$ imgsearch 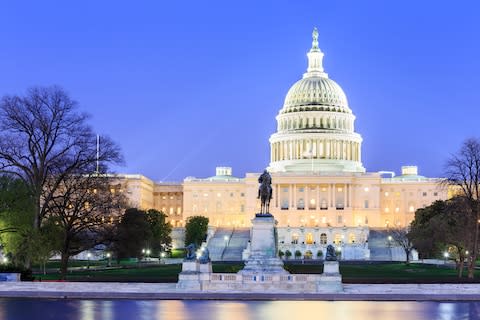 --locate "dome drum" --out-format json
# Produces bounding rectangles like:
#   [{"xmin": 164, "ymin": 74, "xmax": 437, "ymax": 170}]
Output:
[{"xmin": 276, "ymin": 111, "xmax": 355, "ymax": 133}]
